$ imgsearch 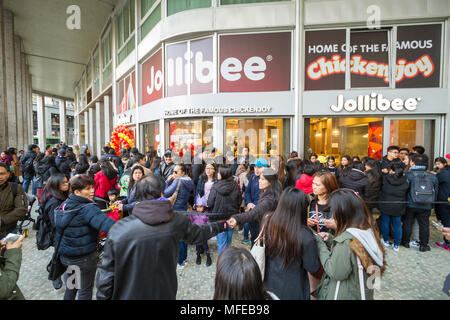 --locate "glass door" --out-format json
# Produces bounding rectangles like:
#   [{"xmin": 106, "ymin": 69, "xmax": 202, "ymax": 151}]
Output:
[{"xmin": 383, "ymin": 116, "xmax": 442, "ymax": 167}]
